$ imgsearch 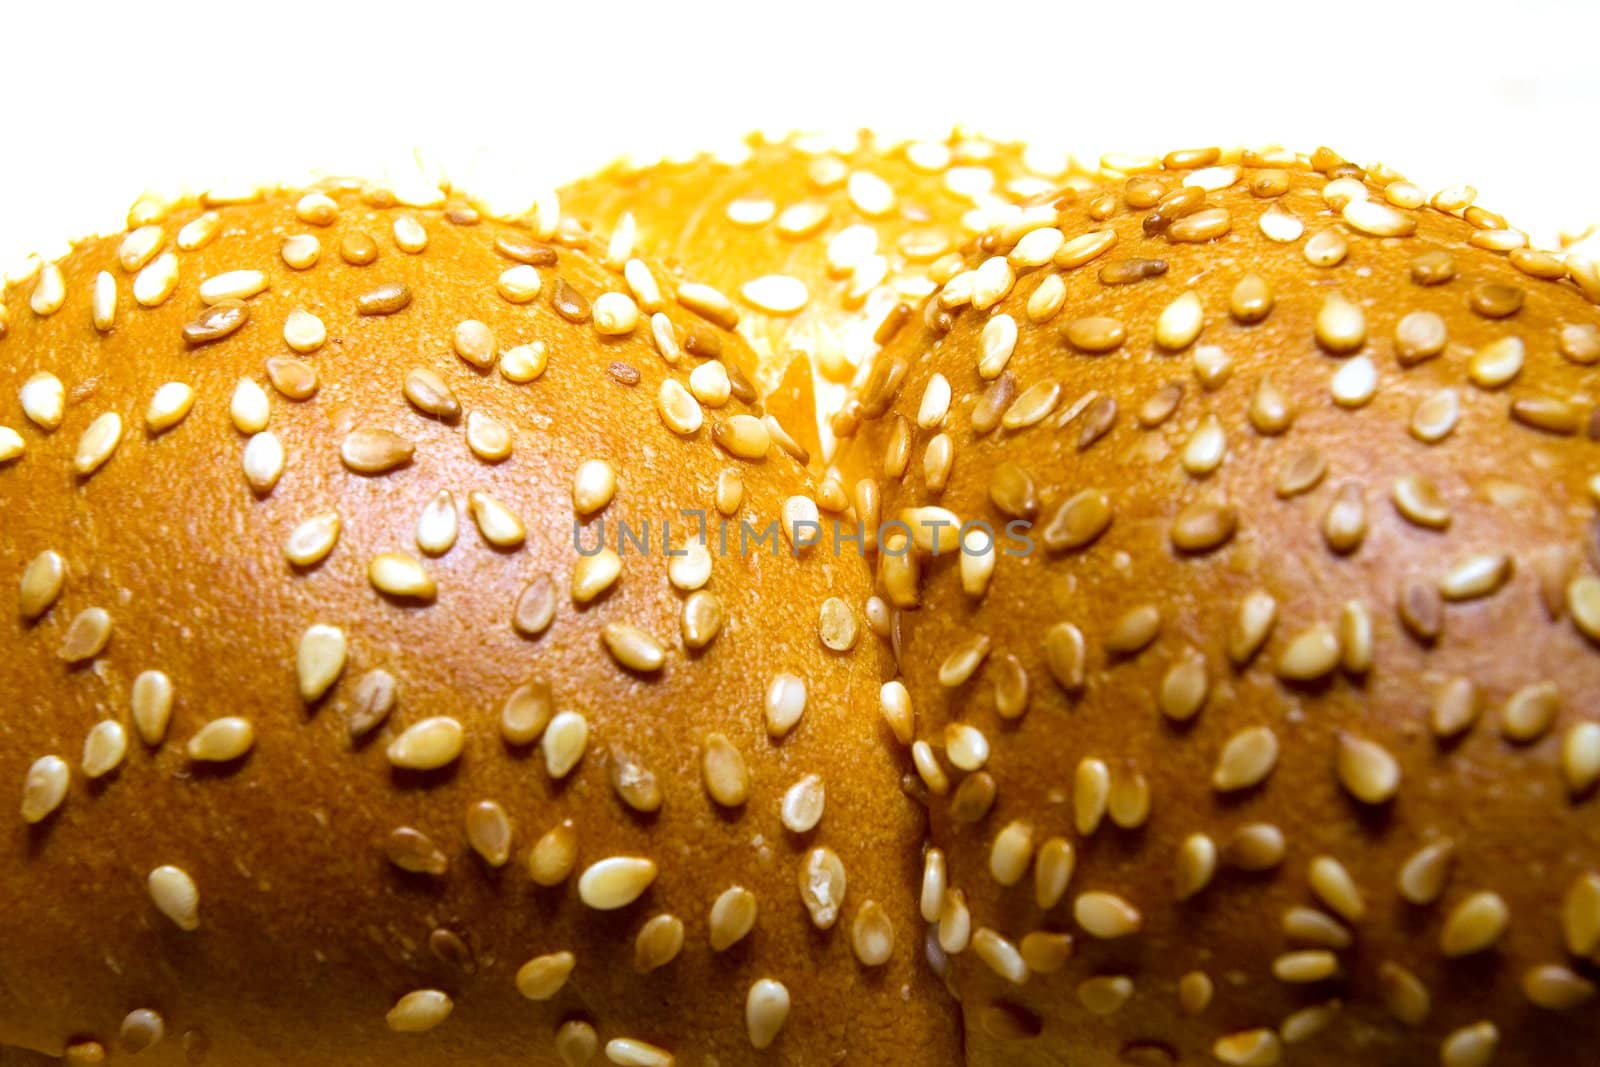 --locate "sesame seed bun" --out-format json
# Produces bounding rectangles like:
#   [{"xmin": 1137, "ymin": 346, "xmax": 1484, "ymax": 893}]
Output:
[
  {"xmin": 0, "ymin": 183, "xmax": 956, "ymax": 1064},
  {"xmin": 560, "ymin": 131, "xmax": 1095, "ymax": 461},
  {"xmin": 837, "ymin": 147, "xmax": 1600, "ymax": 1066}
]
